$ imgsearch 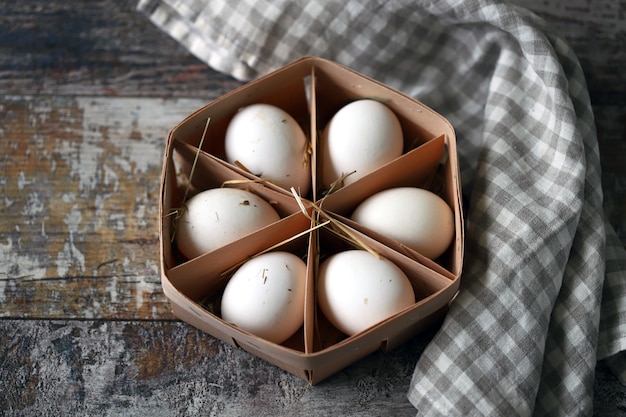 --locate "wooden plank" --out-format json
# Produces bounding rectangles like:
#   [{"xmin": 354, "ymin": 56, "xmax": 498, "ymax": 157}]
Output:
[
  {"xmin": 0, "ymin": 319, "xmax": 432, "ymax": 416},
  {"xmin": 1, "ymin": 319, "xmax": 624, "ymax": 416},
  {"xmin": 0, "ymin": 0, "xmax": 242, "ymax": 98},
  {"xmin": 0, "ymin": 95, "xmax": 207, "ymax": 319}
]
